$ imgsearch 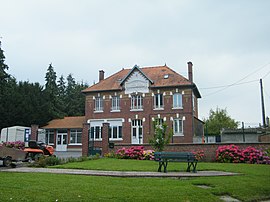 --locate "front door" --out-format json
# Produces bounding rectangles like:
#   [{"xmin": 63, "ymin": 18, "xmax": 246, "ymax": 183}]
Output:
[
  {"xmin": 56, "ymin": 133, "xmax": 67, "ymax": 151},
  {"xmin": 131, "ymin": 119, "xmax": 143, "ymax": 144}
]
